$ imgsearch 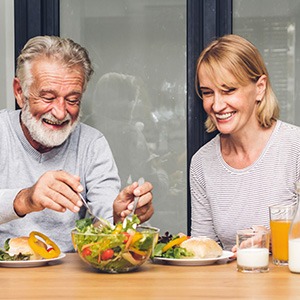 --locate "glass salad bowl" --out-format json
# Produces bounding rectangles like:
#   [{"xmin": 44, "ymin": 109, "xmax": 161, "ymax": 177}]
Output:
[{"xmin": 71, "ymin": 217, "xmax": 159, "ymax": 273}]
